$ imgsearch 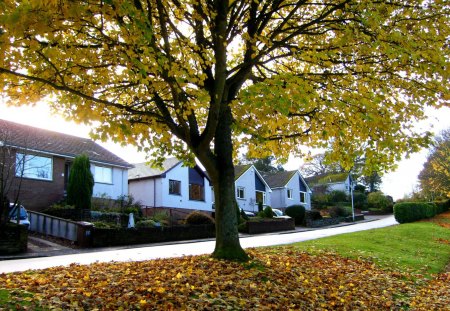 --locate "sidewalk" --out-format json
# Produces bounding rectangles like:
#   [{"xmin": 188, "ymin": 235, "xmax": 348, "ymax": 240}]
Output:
[{"xmin": 0, "ymin": 215, "xmax": 397, "ymax": 273}]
